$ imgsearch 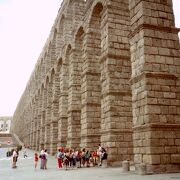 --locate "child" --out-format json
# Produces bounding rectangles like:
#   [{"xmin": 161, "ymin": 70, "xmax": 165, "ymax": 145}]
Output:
[
  {"xmin": 34, "ymin": 153, "xmax": 39, "ymax": 169},
  {"xmin": 92, "ymin": 150, "xmax": 98, "ymax": 166}
]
